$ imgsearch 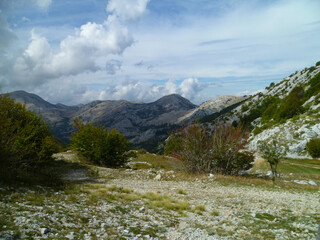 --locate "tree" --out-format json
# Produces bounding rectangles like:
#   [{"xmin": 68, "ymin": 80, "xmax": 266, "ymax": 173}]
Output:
[
  {"xmin": 164, "ymin": 134, "xmax": 183, "ymax": 156},
  {"xmin": 70, "ymin": 118, "xmax": 130, "ymax": 167},
  {"xmin": 166, "ymin": 123, "xmax": 253, "ymax": 174},
  {"xmin": 0, "ymin": 95, "xmax": 59, "ymax": 167},
  {"xmin": 211, "ymin": 124, "xmax": 253, "ymax": 174},
  {"xmin": 177, "ymin": 123, "xmax": 213, "ymax": 173},
  {"xmin": 258, "ymin": 140, "xmax": 285, "ymax": 182}
]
